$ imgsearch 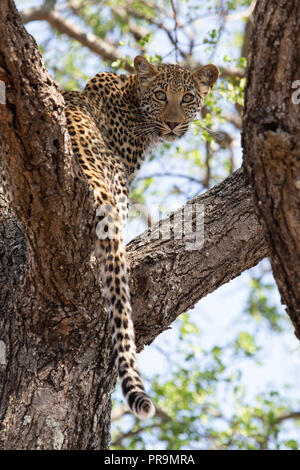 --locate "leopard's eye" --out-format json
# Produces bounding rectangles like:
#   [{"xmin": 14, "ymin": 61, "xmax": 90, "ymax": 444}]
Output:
[
  {"xmin": 154, "ymin": 90, "xmax": 166, "ymax": 101},
  {"xmin": 182, "ymin": 93, "xmax": 195, "ymax": 103}
]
